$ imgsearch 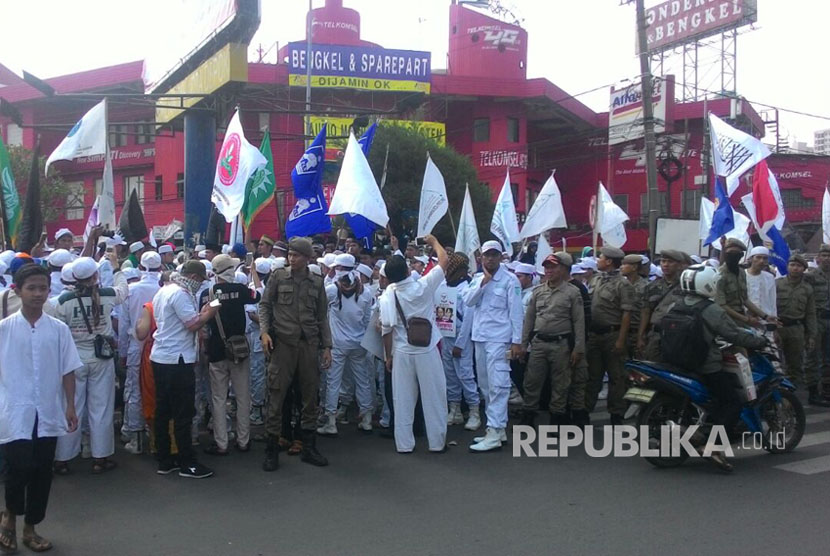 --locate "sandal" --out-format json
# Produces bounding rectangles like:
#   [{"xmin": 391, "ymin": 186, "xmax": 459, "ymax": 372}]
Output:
[
  {"xmin": 22, "ymin": 532, "xmax": 51, "ymax": 553},
  {"xmin": 236, "ymin": 442, "xmax": 250, "ymax": 453},
  {"xmin": 91, "ymin": 459, "xmax": 117, "ymax": 474},
  {"xmin": 278, "ymin": 437, "xmax": 291, "ymax": 450},
  {"xmin": 287, "ymin": 440, "xmax": 303, "ymax": 456},
  {"xmin": 52, "ymin": 462, "xmax": 70, "ymax": 476},
  {"xmin": 0, "ymin": 511, "xmax": 16, "ymax": 554},
  {"xmin": 203, "ymin": 444, "xmax": 229, "ymax": 456}
]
